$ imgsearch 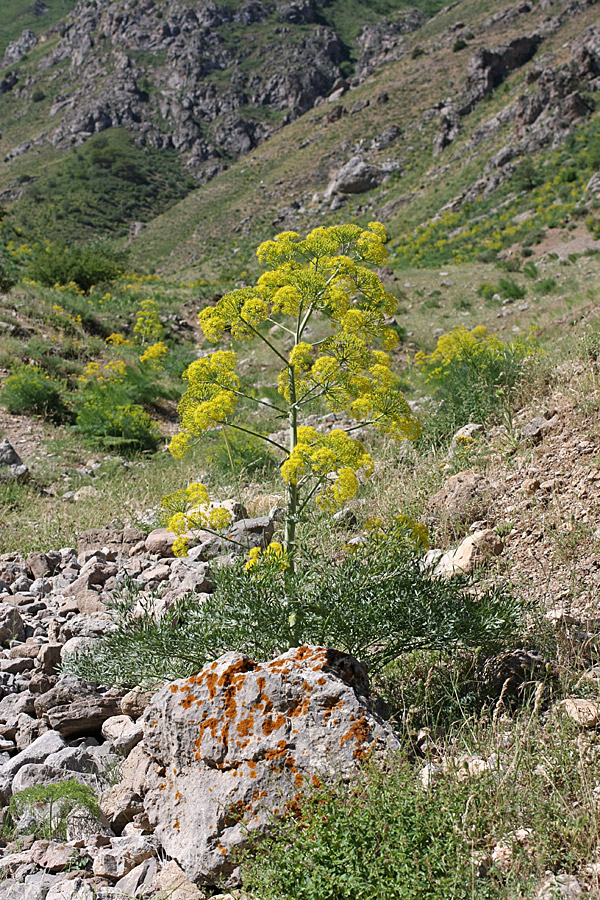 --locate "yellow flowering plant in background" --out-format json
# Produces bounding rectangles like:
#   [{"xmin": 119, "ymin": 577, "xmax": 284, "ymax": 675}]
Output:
[{"xmin": 164, "ymin": 222, "xmax": 420, "ymax": 574}]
